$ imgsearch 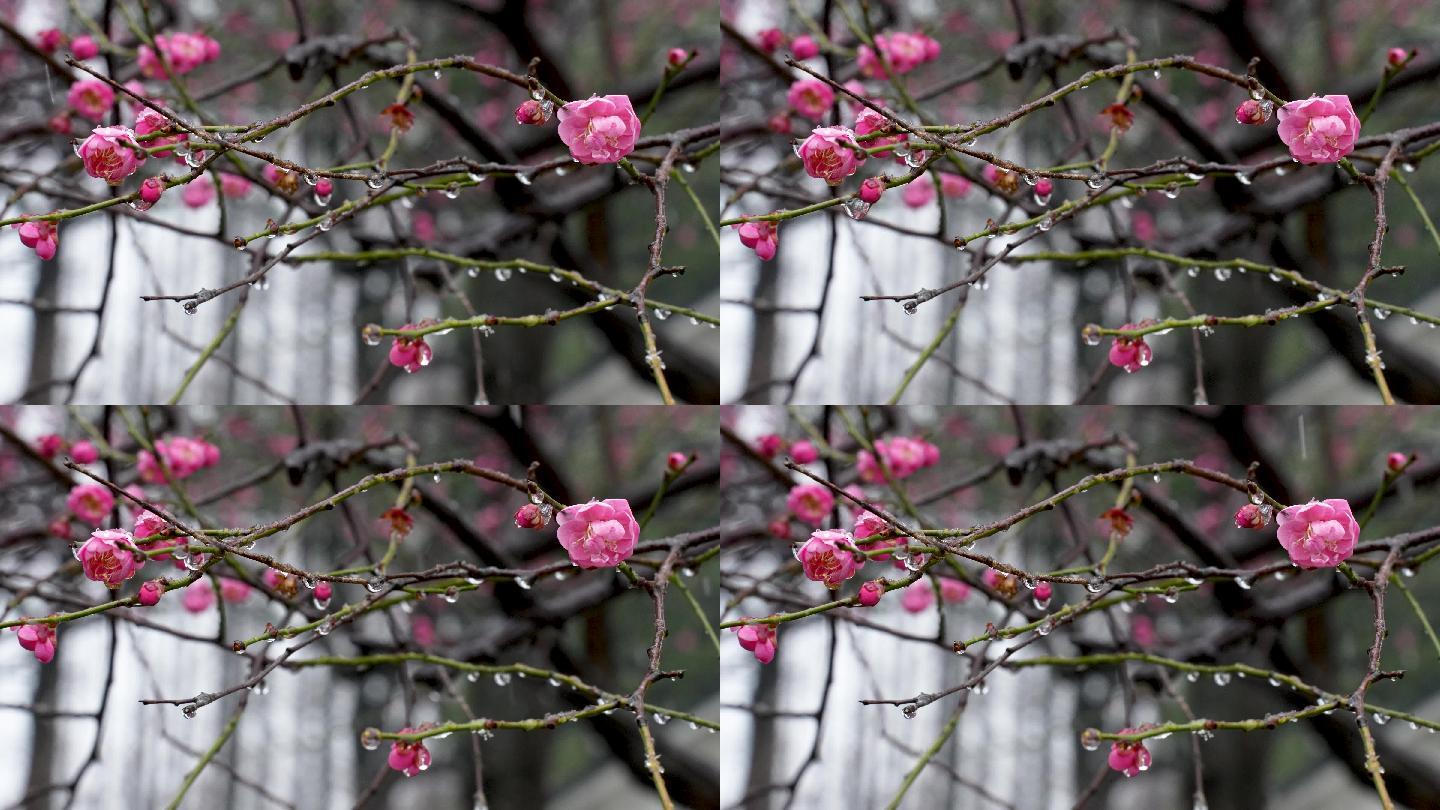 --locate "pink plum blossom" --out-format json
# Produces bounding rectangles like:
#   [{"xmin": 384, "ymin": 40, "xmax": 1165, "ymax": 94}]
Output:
[
  {"xmin": 1108, "ymin": 731, "xmax": 1152, "ymax": 777},
  {"xmin": 755, "ymin": 434, "xmax": 786, "ymax": 458},
  {"xmin": 735, "ymin": 220, "xmax": 779, "ymax": 261},
  {"xmin": 67, "ymin": 483, "xmax": 115, "ymax": 524},
  {"xmin": 786, "ymin": 483, "xmax": 835, "ymax": 526},
  {"xmin": 70, "ymin": 440, "xmax": 99, "ymax": 464},
  {"xmin": 134, "ymin": 107, "xmax": 187, "ymax": 157},
  {"xmin": 755, "ymin": 29, "xmax": 786, "ymax": 54},
  {"xmin": 388, "ymin": 732, "xmax": 432, "ymax": 777},
  {"xmin": 181, "ymin": 178, "xmax": 215, "ymax": 208},
  {"xmin": 797, "ymin": 529, "xmax": 861, "ymax": 588},
  {"xmin": 901, "ymin": 177, "xmax": 935, "ymax": 207},
  {"xmin": 556, "ymin": 95, "xmax": 641, "ymax": 164},
  {"xmin": 36, "ymin": 434, "xmax": 66, "ymax": 458},
  {"xmin": 1108, "ymin": 325, "xmax": 1153, "ymax": 373},
  {"xmin": 798, "ymin": 126, "xmax": 866, "ymax": 185},
  {"xmin": 219, "ymin": 577, "xmax": 252, "ymax": 603},
  {"xmin": 79, "ymin": 126, "xmax": 146, "ymax": 184},
  {"xmin": 791, "ymin": 36, "xmax": 819, "ymax": 59},
  {"xmin": 939, "ymin": 173, "xmax": 971, "ymax": 198},
  {"xmin": 71, "ymin": 36, "xmax": 99, "ymax": 60},
  {"xmin": 36, "ymin": 29, "xmax": 67, "ymax": 54},
  {"xmin": 1276, "ymin": 95, "xmax": 1360, "ymax": 165},
  {"xmin": 15, "ymin": 623, "xmax": 57, "ymax": 663},
  {"xmin": 1275, "ymin": 498, "xmax": 1359, "ymax": 568},
  {"xmin": 789, "ymin": 440, "xmax": 818, "ymax": 464},
  {"xmin": 854, "ymin": 107, "xmax": 906, "ymax": 156},
  {"xmin": 182, "ymin": 581, "xmax": 215, "ymax": 613},
  {"xmin": 901, "ymin": 580, "xmax": 934, "ymax": 613},
  {"xmin": 735, "ymin": 622, "xmax": 777, "ymax": 663},
  {"xmin": 556, "ymin": 498, "xmax": 640, "ymax": 568},
  {"xmin": 388, "ymin": 326, "xmax": 433, "ymax": 373},
  {"xmin": 67, "ymin": 80, "xmax": 114, "ymax": 122},
  {"xmin": 786, "ymin": 79, "xmax": 834, "ymax": 121},
  {"xmin": 78, "ymin": 528, "xmax": 143, "ymax": 587},
  {"xmin": 939, "ymin": 578, "xmax": 970, "ymax": 603},
  {"xmin": 219, "ymin": 173, "xmax": 252, "ymax": 198}
]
